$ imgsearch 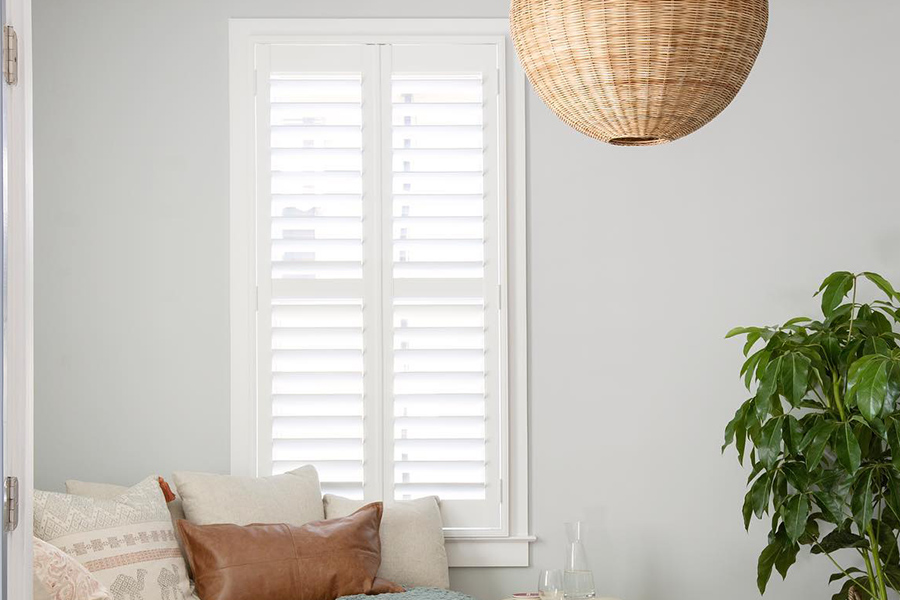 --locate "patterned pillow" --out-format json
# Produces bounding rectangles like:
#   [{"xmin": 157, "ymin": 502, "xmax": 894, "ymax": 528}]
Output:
[
  {"xmin": 33, "ymin": 536, "xmax": 110, "ymax": 600},
  {"xmin": 33, "ymin": 476, "xmax": 192, "ymax": 600}
]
